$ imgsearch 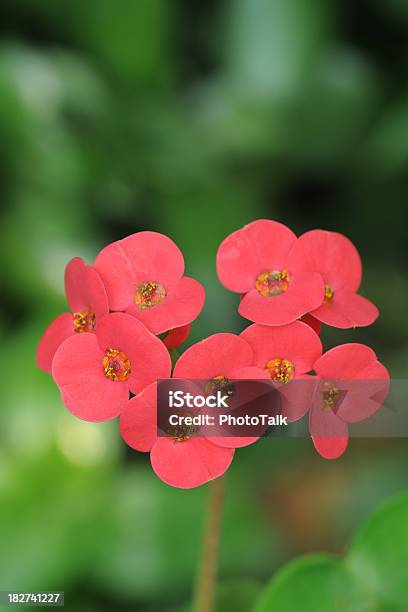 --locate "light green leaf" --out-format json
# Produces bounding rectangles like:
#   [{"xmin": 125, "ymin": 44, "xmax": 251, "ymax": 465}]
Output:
[
  {"xmin": 253, "ymin": 493, "xmax": 408, "ymax": 611},
  {"xmin": 252, "ymin": 555, "xmax": 342, "ymax": 612},
  {"xmin": 347, "ymin": 492, "xmax": 408, "ymax": 610}
]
